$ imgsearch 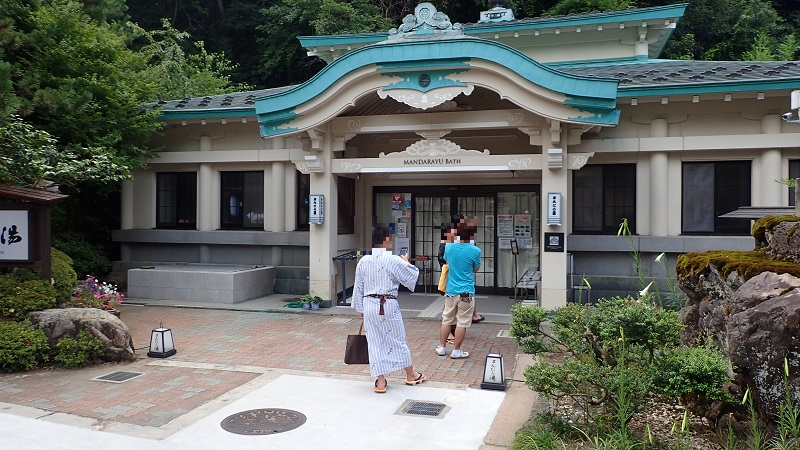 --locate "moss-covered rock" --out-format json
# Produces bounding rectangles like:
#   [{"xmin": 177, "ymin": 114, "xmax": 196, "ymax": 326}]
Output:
[{"xmin": 752, "ymin": 215, "xmax": 800, "ymax": 248}]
